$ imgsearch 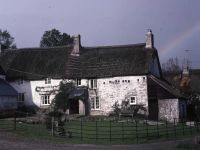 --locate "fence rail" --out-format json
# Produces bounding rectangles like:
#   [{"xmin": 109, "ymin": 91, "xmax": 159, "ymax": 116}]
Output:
[
  {"xmin": 64, "ymin": 119, "xmax": 200, "ymax": 143},
  {"xmin": 0, "ymin": 111, "xmax": 200, "ymax": 144}
]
